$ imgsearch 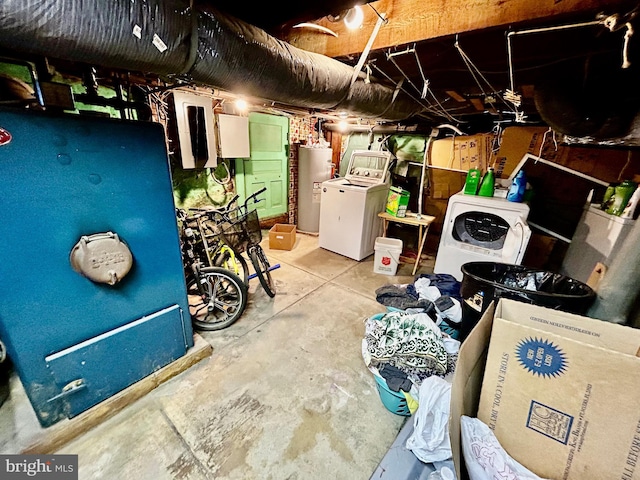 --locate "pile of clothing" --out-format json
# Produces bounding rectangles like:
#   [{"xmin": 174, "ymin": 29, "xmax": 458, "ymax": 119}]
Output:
[
  {"xmin": 363, "ymin": 274, "xmax": 464, "ymax": 390},
  {"xmin": 363, "ymin": 274, "xmax": 465, "ymax": 468},
  {"xmin": 374, "ymin": 273, "xmax": 463, "ymax": 339}
]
